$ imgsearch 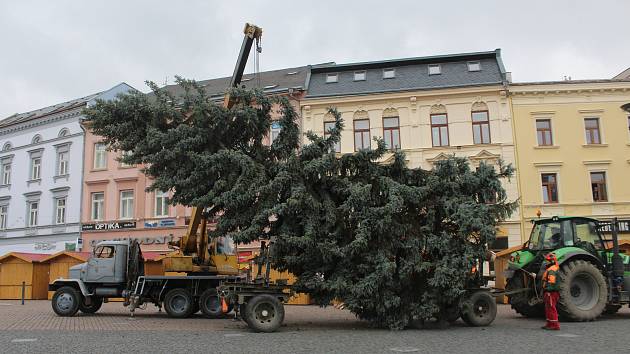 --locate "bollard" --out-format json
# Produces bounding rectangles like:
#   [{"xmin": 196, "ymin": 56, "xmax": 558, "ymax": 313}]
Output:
[{"xmin": 21, "ymin": 281, "xmax": 25, "ymax": 305}]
